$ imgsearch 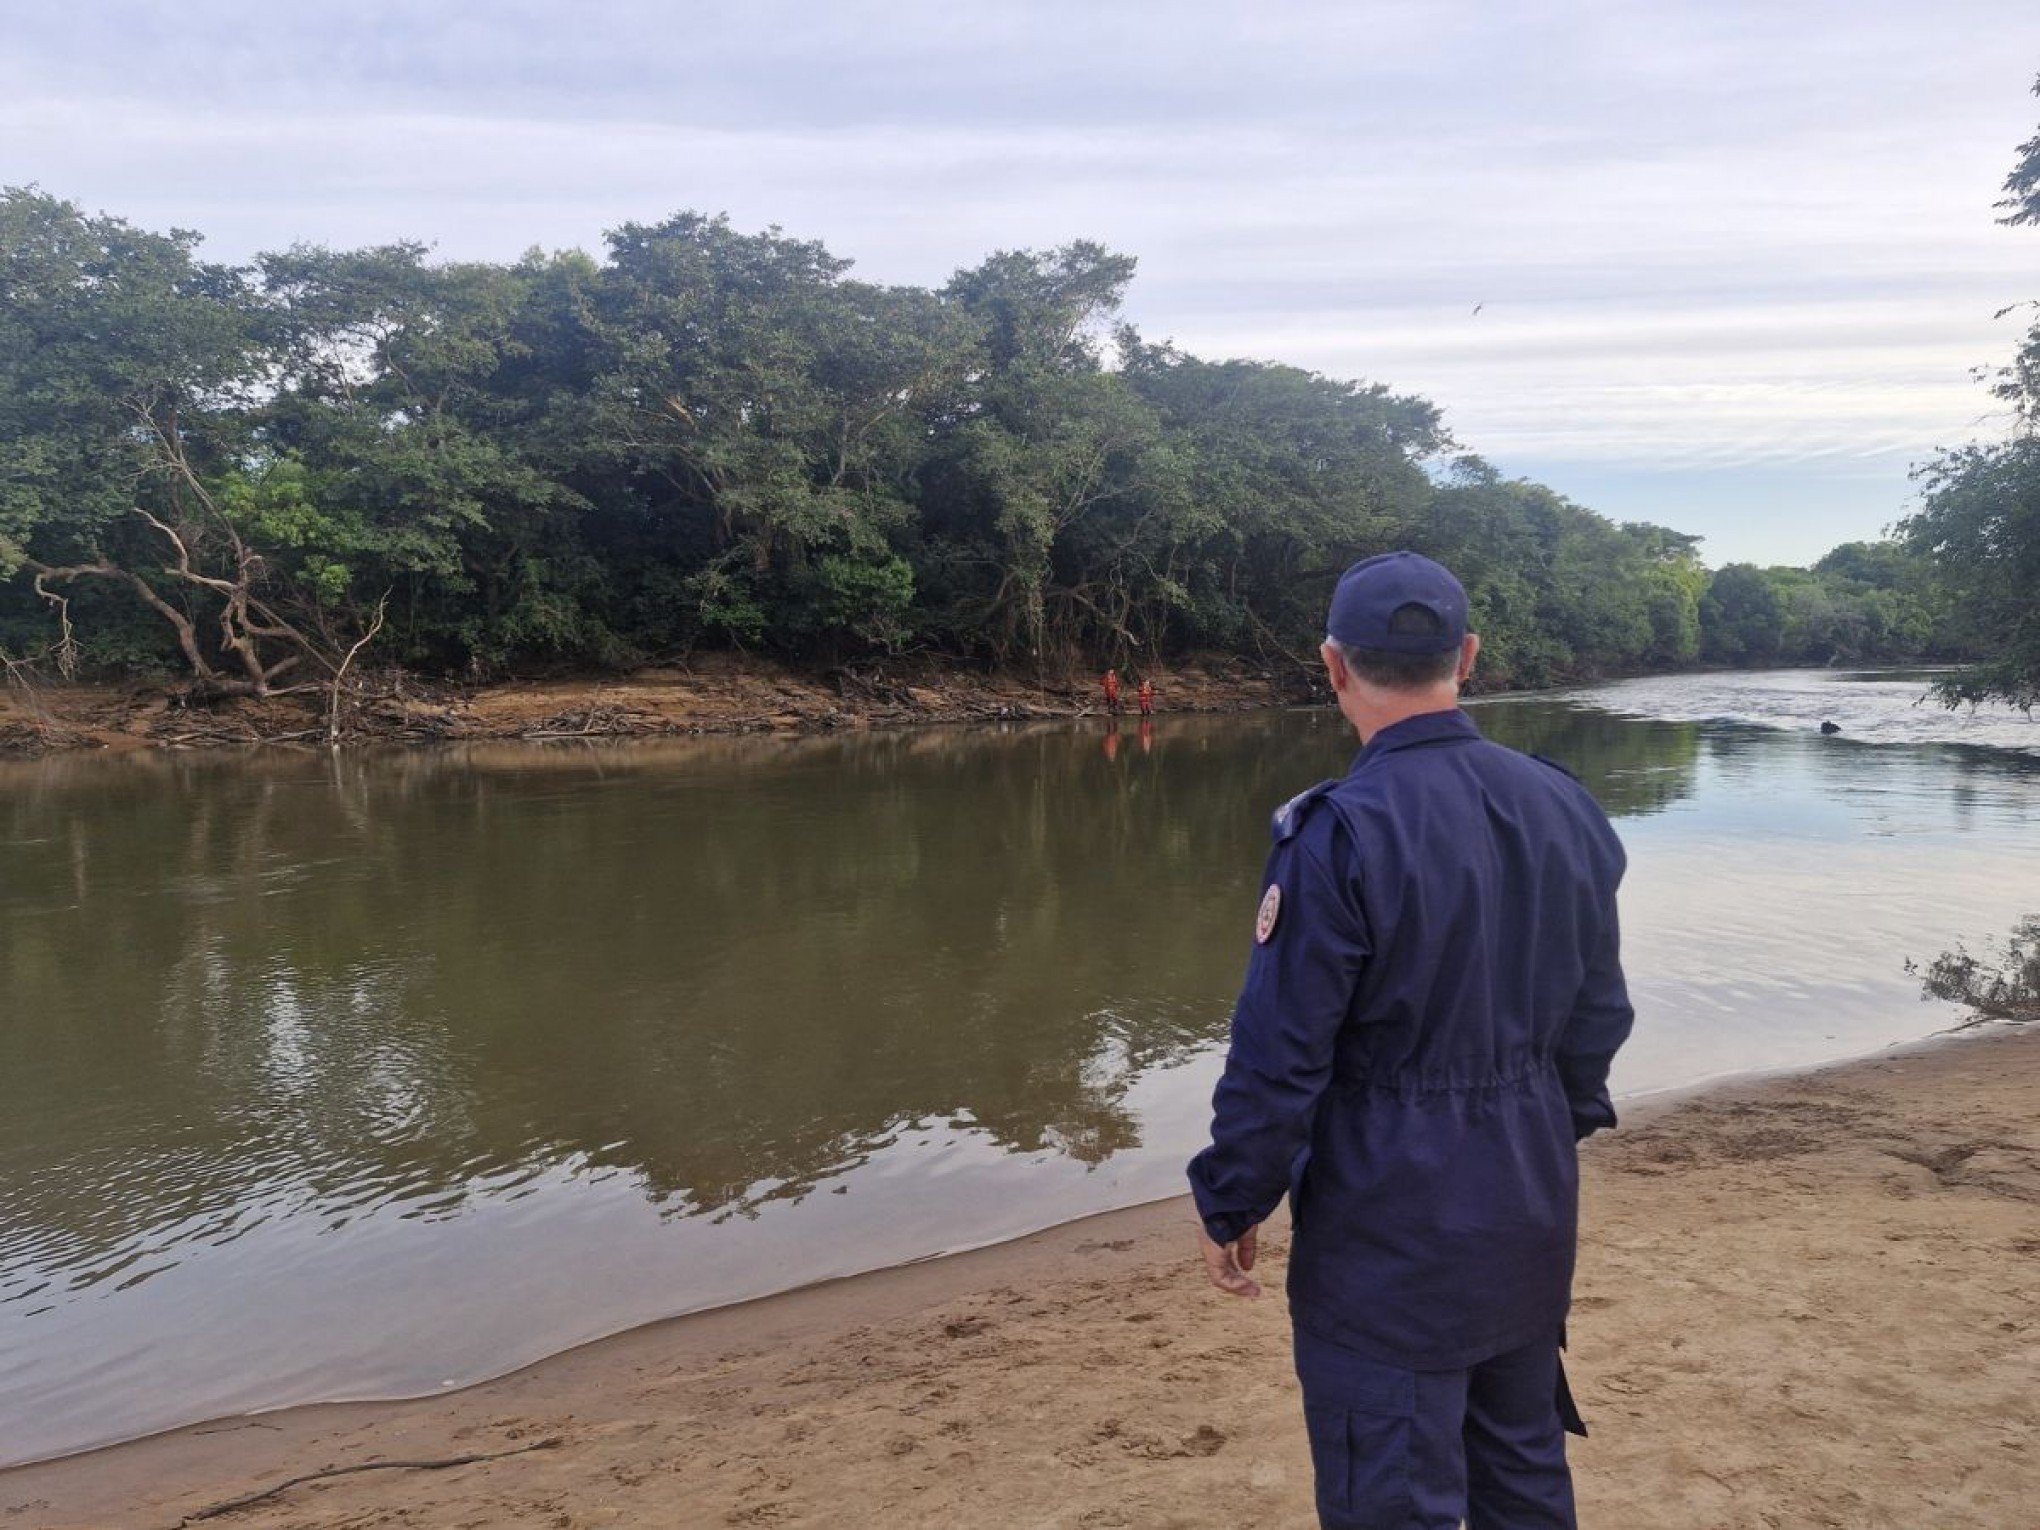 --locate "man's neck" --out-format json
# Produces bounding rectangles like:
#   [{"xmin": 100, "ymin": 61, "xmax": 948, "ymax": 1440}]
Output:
[{"xmin": 1353, "ymin": 692, "xmax": 1461, "ymax": 745}]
